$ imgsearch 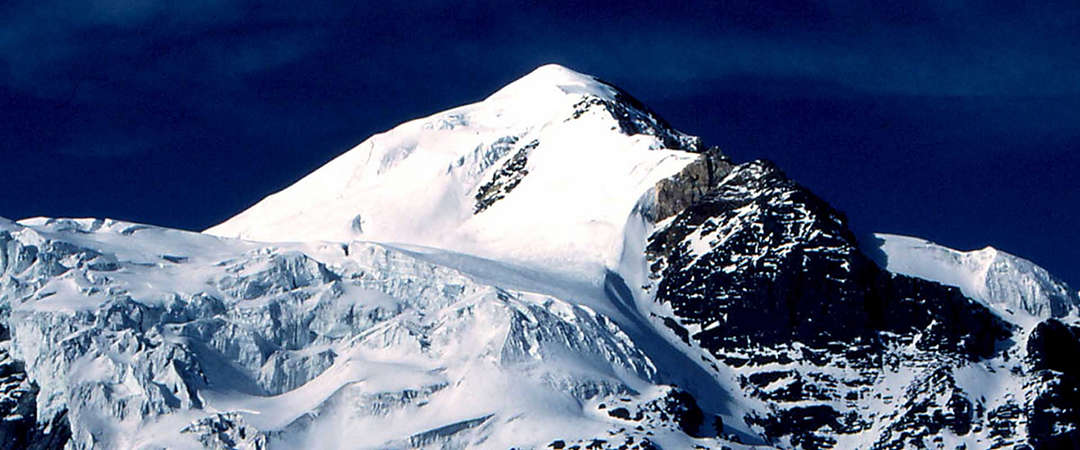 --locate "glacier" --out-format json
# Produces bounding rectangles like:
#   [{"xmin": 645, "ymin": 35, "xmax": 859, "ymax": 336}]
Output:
[{"xmin": 0, "ymin": 217, "xmax": 724, "ymax": 449}]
